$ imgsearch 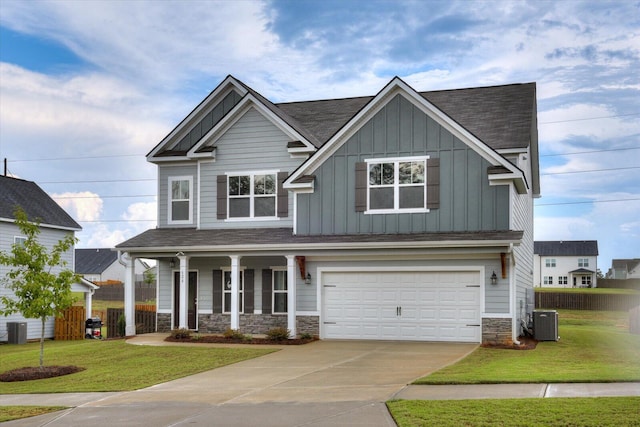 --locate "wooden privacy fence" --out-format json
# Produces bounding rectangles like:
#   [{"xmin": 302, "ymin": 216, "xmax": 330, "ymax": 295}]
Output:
[
  {"xmin": 107, "ymin": 305, "xmax": 156, "ymax": 338},
  {"xmin": 536, "ymin": 292, "xmax": 640, "ymax": 311},
  {"xmin": 55, "ymin": 306, "xmax": 86, "ymax": 340}
]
